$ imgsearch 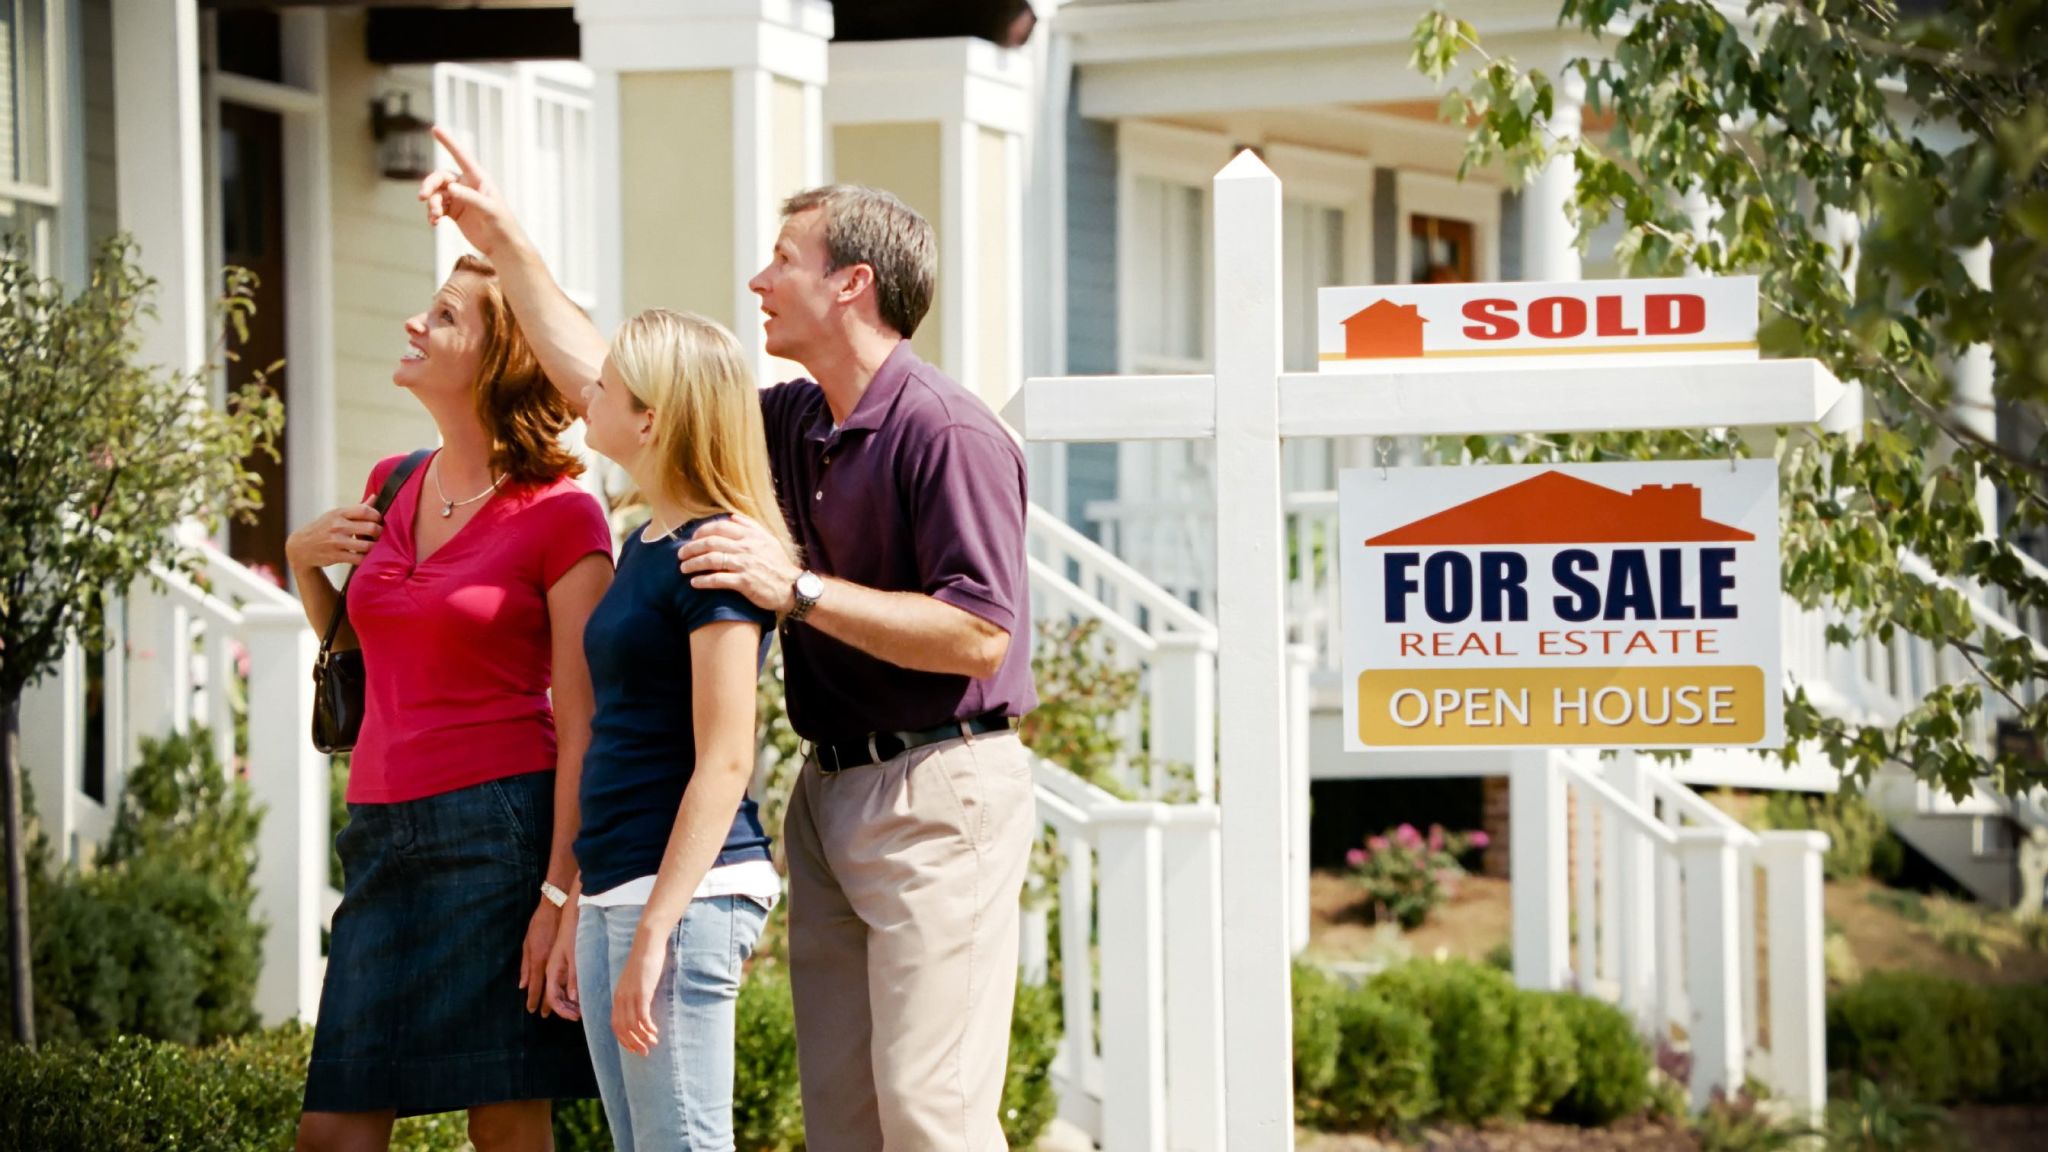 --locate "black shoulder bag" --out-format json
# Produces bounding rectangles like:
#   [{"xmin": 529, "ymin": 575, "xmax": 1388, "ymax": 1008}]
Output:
[{"xmin": 311, "ymin": 449, "xmax": 432, "ymax": 754}]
